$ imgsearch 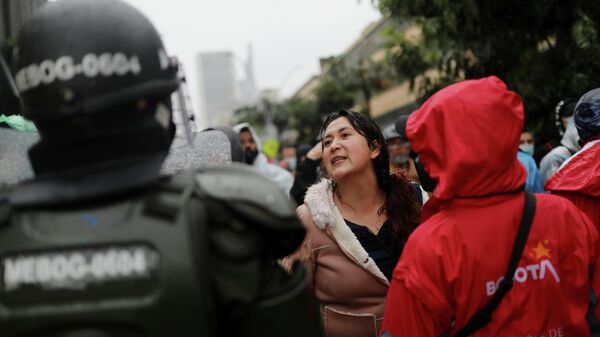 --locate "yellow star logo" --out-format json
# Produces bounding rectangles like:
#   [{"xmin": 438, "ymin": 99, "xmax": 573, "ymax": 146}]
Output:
[{"xmin": 532, "ymin": 241, "xmax": 551, "ymax": 260}]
